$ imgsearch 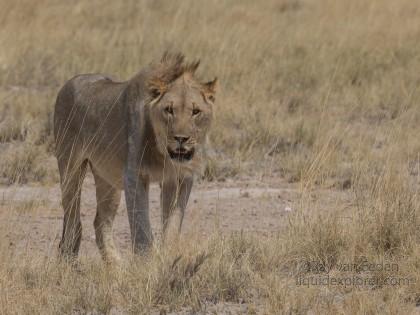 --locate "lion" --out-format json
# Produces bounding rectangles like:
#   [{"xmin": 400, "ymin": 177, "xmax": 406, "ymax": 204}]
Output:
[{"xmin": 53, "ymin": 52, "xmax": 217, "ymax": 262}]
